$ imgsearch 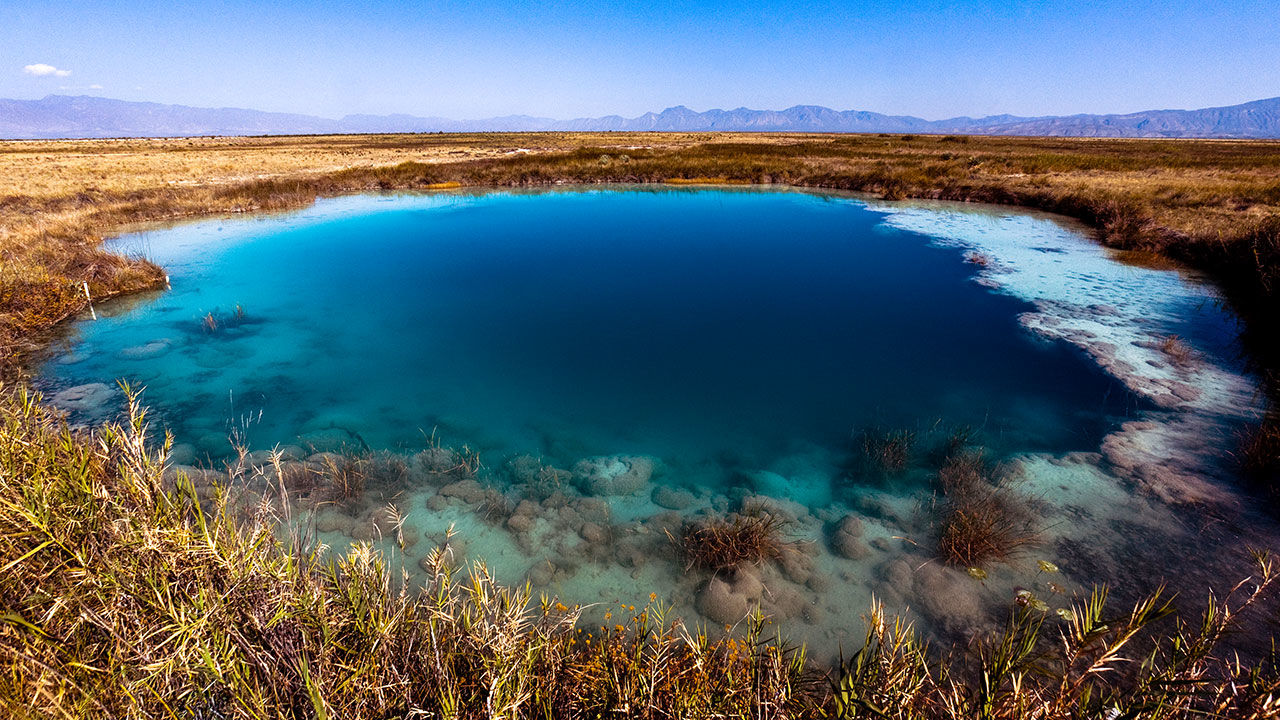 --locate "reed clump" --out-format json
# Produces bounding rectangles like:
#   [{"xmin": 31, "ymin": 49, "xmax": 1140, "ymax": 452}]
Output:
[
  {"xmin": 857, "ymin": 426, "xmax": 916, "ymax": 476},
  {"xmin": 676, "ymin": 509, "xmax": 791, "ymax": 573},
  {"xmin": 934, "ymin": 451, "xmax": 1039, "ymax": 567},
  {"xmin": 1159, "ymin": 334, "xmax": 1196, "ymax": 367},
  {"xmin": 320, "ymin": 452, "xmax": 368, "ymax": 501}
]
